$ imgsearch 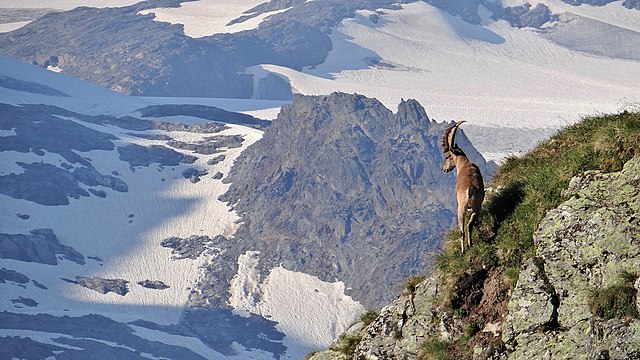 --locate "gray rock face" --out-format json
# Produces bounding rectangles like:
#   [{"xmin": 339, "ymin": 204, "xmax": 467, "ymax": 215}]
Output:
[
  {"xmin": 353, "ymin": 277, "xmax": 444, "ymax": 359},
  {"xmin": 0, "ymin": 75, "xmax": 69, "ymax": 97},
  {"xmin": 494, "ymin": 3, "xmax": 557, "ymax": 28},
  {"xmin": 167, "ymin": 134, "xmax": 244, "ymax": 155},
  {"xmin": 0, "ymin": 310, "xmax": 280, "ymax": 359},
  {"xmin": 160, "ymin": 235, "xmax": 225, "ymax": 260},
  {"xmin": 0, "ymin": 103, "xmax": 145, "ymax": 205},
  {"xmin": 64, "ymin": 276, "xmax": 130, "ymax": 296},
  {"xmin": 559, "ymin": 0, "xmax": 615, "ymax": 5},
  {"xmin": 0, "ymin": 103, "xmax": 116, "ymax": 165},
  {"xmin": 137, "ymin": 104, "xmax": 269, "ymax": 129},
  {"xmin": 11, "ymin": 297, "xmax": 38, "ymax": 307},
  {"xmin": 207, "ymin": 154, "xmax": 226, "ymax": 166},
  {"xmin": 0, "ymin": 8, "xmax": 59, "ymax": 24},
  {"xmin": 253, "ymin": 73, "xmax": 293, "ymax": 101},
  {"xmin": 624, "ymin": 0, "xmax": 640, "ymax": 9},
  {"xmin": 72, "ymin": 166, "xmax": 128, "ymax": 192},
  {"xmin": 182, "ymin": 168, "xmax": 208, "ymax": 183},
  {"xmin": 0, "ymin": 162, "xmax": 85, "ymax": 205},
  {"xmin": 0, "ymin": 2, "xmax": 252, "ymax": 98},
  {"xmin": 0, "ymin": 268, "xmax": 30, "ymax": 284},
  {"xmin": 117, "ymin": 144, "xmax": 197, "ymax": 167},
  {"xmin": 0, "ymin": 229, "xmax": 85, "ymax": 265},
  {"xmin": 31, "ymin": 280, "xmax": 47, "ymax": 289},
  {"xmin": 217, "ymin": 93, "xmax": 488, "ymax": 308},
  {"xmin": 503, "ymin": 157, "xmax": 640, "ymax": 359}
]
